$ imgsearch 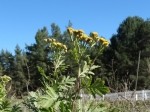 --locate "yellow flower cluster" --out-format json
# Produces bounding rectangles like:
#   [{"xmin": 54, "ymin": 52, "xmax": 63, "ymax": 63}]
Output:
[
  {"xmin": 90, "ymin": 32, "xmax": 109, "ymax": 46},
  {"xmin": 0, "ymin": 75, "xmax": 11, "ymax": 83},
  {"xmin": 44, "ymin": 38, "xmax": 56, "ymax": 43},
  {"xmin": 44, "ymin": 38, "xmax": 67, "ymax": 52},
  {"xmin": 99, "ymin": 37, "xmax": 109, "ymax": 46},
  {"xmin": 90, "ymin": 32, "xmax": 99, "ymax": 41},
  {"xmin": 68, "ymin": 27, "xmax": 93, "ymax": 43},
  {"xmin": 67, "ymin": 27, "xmax": 109, "ymax": 47}
]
